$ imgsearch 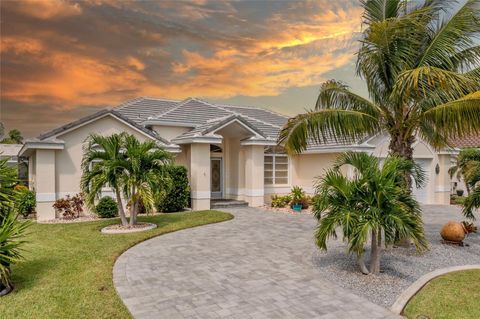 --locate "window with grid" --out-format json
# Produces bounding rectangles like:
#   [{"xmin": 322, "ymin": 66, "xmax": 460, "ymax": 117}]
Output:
[{"xmin": 264, "ymin": 147, "xmax": 288, "ymax": 185}]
